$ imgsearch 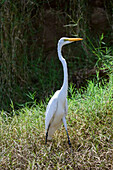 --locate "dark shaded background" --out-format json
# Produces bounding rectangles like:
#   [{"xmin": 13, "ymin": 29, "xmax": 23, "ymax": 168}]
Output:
[{"xmin": 0, "ymin": 0, "xmax": 112, "ymax": 110}]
